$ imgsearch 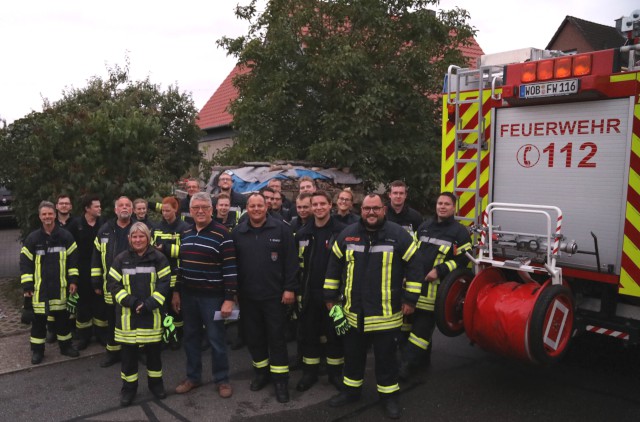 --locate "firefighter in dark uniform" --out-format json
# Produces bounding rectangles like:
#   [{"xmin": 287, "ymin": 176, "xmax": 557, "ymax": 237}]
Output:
[
  {"xmin": 107, "ymin": 222, "xmax": 171, "ymax": 406},
  {"xmin": 295, "ymin": 191, "xmax": 346, "ymax": 392},
  {"xmin": 213, "ymin": 171, "xmax": 247, "ymax": 226},
  {"xmin": 92, "ymin": 196, "xmax": 134, "ymax": 367},
  {"xmin": 20, "ymin": 201, "xmax": 80, "ymax": 364},
  {"xmin": 324, "ymin": 194, "xmax": 423, "ymax": 419},
  {"xmin": 232, "ymin": 192, "xmax": 299, "ymax": 403},
  {"xmin": 214, "ymin": 193, "xmax": 238, "ymax": 231},
  {"xmin": 399, "ymin": 192, "xmax": 472, "ymax": 379},
  {"xmin": 67, "ymin": 194, "xmax": 106, "ymax": 350},
  {"xmin": 386, "ymin": 180, "xmax": 423, "ymax": 236},
  {"xmin": 151, "ymin": 196, "xmax": 190, "ymax": 349},
  {"xmin": 150, "ymin": 179, "xmax": 200, "ymax": 224},
  {"xmin": 333, "ymin": 188, "xmax": 359, "ymax": 226}
]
